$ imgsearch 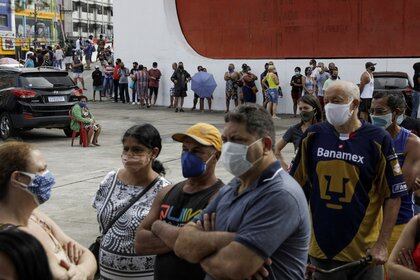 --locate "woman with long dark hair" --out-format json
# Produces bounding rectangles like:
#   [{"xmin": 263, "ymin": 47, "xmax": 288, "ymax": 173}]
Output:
[
  {"xmin": 93, "ymin": 124, "xmax": 170, "ymax": 279},
  {"xmin": 275, "ymin": 94, "xmax": 323, "ymax": 169},
  {"xmin": 0, "ymin": 227, "xmax": 53, "ymax": 280}
]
